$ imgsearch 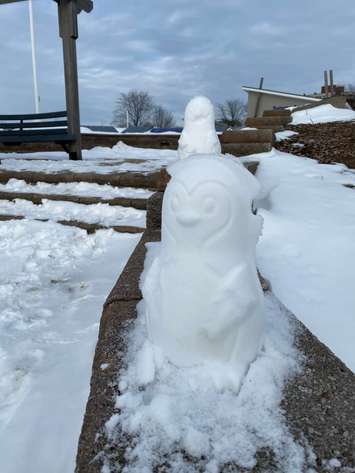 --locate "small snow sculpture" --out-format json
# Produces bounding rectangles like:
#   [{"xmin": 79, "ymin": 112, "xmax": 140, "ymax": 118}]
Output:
[
  {"xmin": 142, "ymin": 155, "xmax": 264, "ymax": 391},
  {"xmin": 178, "ymin": 96, "xmax": 221, "ymax": 159}
]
